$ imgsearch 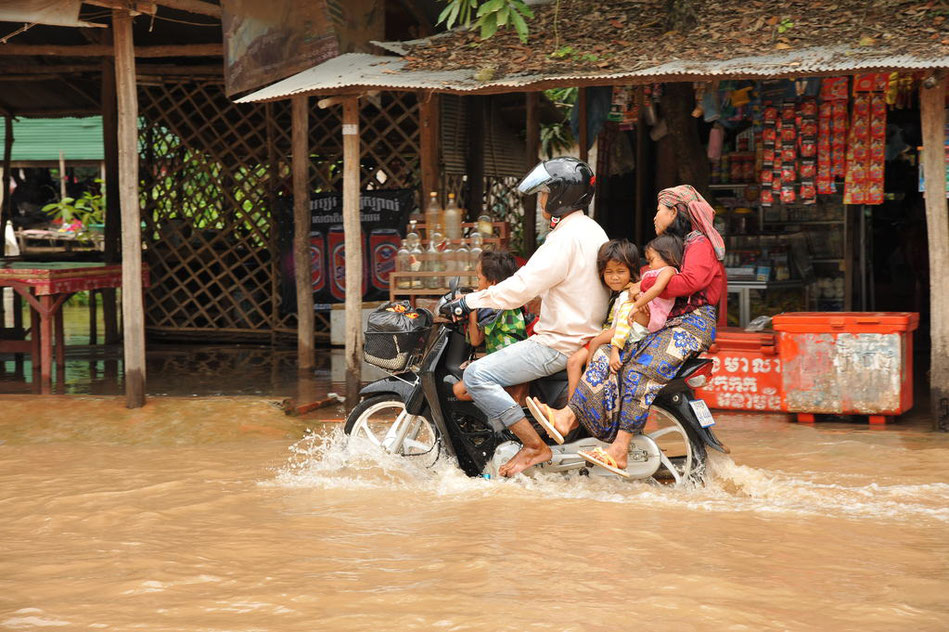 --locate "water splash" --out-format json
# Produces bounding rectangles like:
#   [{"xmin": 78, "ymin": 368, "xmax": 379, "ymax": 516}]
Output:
[{"xmin": 269, "ymin": 429, "xmax": 949, "ymax": 524}]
